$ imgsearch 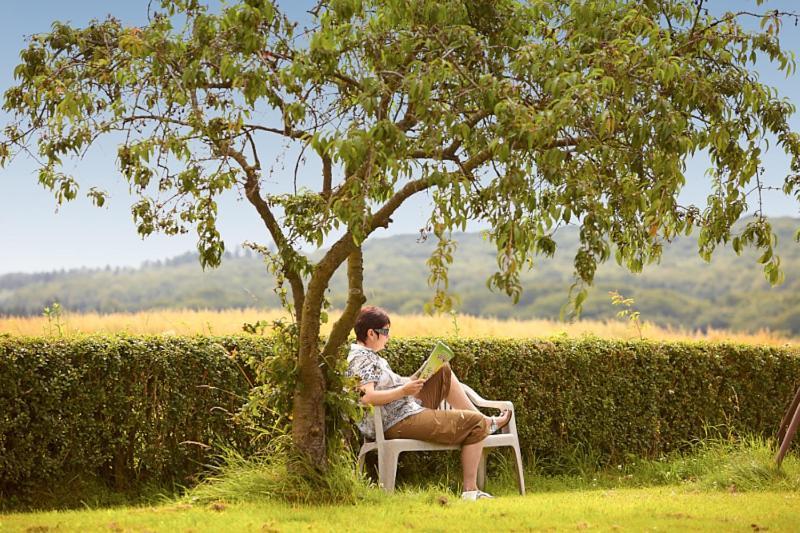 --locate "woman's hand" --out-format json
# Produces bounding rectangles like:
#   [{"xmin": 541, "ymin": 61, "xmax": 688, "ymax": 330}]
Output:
[{"xmin": 402, "ymin": 379, "xmax": 425, "ymax": 396}]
